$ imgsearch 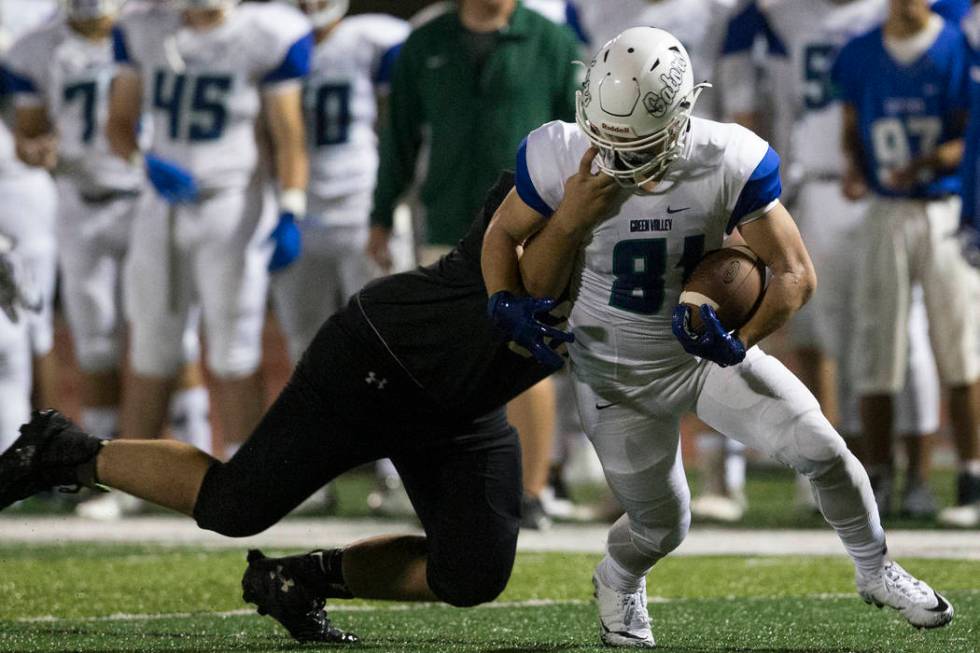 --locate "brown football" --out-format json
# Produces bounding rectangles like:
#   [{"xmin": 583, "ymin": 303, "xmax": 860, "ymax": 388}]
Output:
[{"xmin": 680, "ymin": 245, "xmax": 766, "ymax": 334}]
